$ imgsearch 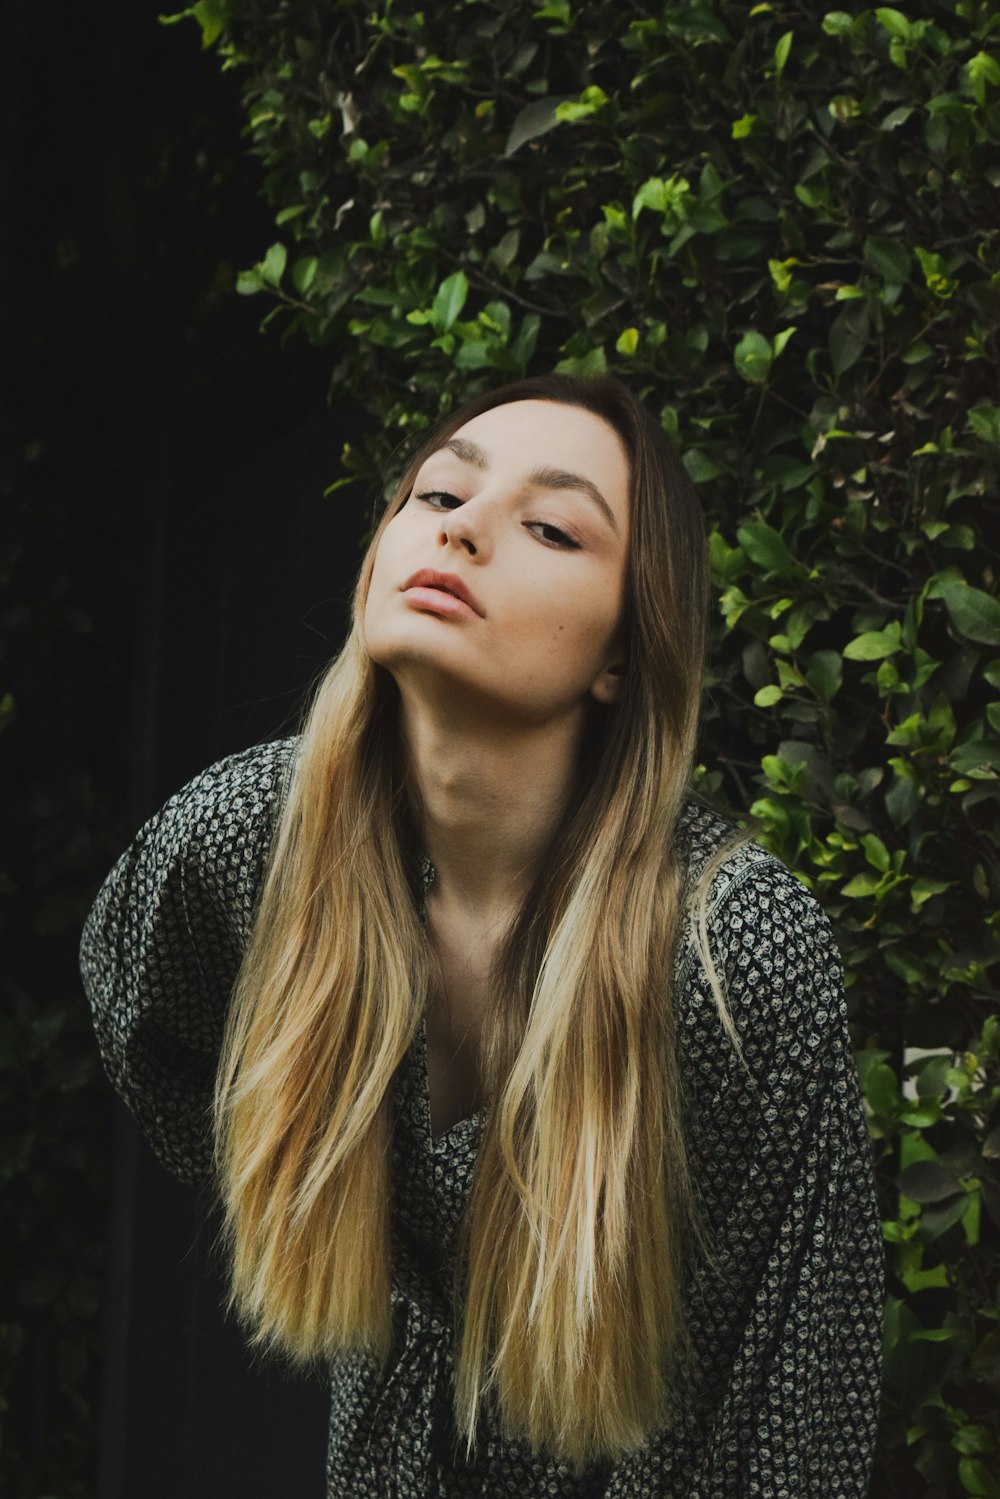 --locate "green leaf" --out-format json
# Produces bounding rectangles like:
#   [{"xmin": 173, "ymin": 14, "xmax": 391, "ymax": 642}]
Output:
[
  {"xmin": 900, "ymin": 1105, "xmax": 942, "ymax": 1130},
  {"xmin": 631, "ymin": 174, "xmax": 691, "ymax": 223},
  {"xmin": 898, "ymin": 1160, "xmax": 962, "ymax": 1203},
  {"xmin": 862, "ymin": 834, "xmax": 890, "ymax": 872},
  {"xmin": 864, "ymin": 1060, "xmax": 902, "ymax": 1113},
  {"xmin": 737, "ymin": 519, "xmax": 794, "ymax": 574},
  {"xmin": 615, "ymin": 326, "xmax": 639, "ymax": 356},
  {"xmin": 875, "ymin": 7, "xmax": 912, "ymax": 40},
  {"xmin": 968, "ymin": 406, "xmax": 1000, "ymax": 446},
  {"xmin": 261, "ymin": 242, "xmax": 287, "ymax": 287},
  {"xmin": 953, "ymin": 1426, "xmax": 996, "ymax": 1459},
  {"xmin": 754, "ymin": 684, "xmax": 783, "ymax": 707},
  {"xmin": 951, "ymin": 741, "xmax": 1000, "ymax": 773},
  {"xmin": 882, "ymin": 104, "xmax": 914, "ymax": 129},
  {"xmin": 774, "ymin": 30, "xmax": 793, "ymax": 77},
  {"xmin": 554, "ymin": 85, "xmax": 609, "ymax": 123},
  {"xmin": 864, "ymin": 236, "xmax": 911, "ymax": 283},
  {"xmin": 734, "ymin": 330, "xmax": 773, "ymax": 383},
  {"xmin": 291, "ymin": 256, "xmax": 318, "ymax": 295},
  {"xmin": 772, "ymin": 326, "xmax": 797, "ymax": 358},
  {"xmin": 432, "ymin": 271, "xmax": 469, "ymax": 332},
  {"xmin": 275, "ymin": 204, "xmax": 308, "ymax": 226},
  {"xmin": 553, "ymin": 344, "xmax": 607, "ymax": 376},
  {"xmin": 235, "ymin": 267, "xmax": 264, "ymax": 296},
  {"xmin": 683, "ymin": 448, "xmax": 725, "ymax": 483},
  {"xmin": 510, "ymin": 313, "xmax": 541, "ymax": 366},
  {"xmin": 843, "ymin": 622, "xmax": 903, "ymax": 660},
  {"xmin": 915, "ymin": 245, "xmax": 957, "ymax": 298},
  {"xmin": 964, "ymin": 51, "xmax": 1000, "ymax": 105},
  {"xmin": 911, "ymin": 878, "xmax": 952, "ymax": 908},
  {"xmin": 707, "ymin": 530, "xmax": 742, "ymax": 581},
  {"xmin": 829, "ymin": 301, "xmax": 870, "ymax": 377},
  {"xmin": 898, "ymin": 1247, "xmax": 949, "ymax": 1288},
  {"xmin": 916, "ymin": 1193, "xmax": 969, "ymax": 1240},
  {"xmin": 958, "ymin": 1457, "xmax": 1000, "ymax": 1499},
  {"xmin": 805, "ymin": 650, "xmax": 842, "ymax": 701},
  {"xmin": 936, "ymin": 581, "xmax": 1000, "ymax": 645},
  {"xmin": 158, "ymin": 0, "xmax": 226, "ymax": 47},
  {"xmin": 533, "ymin": 0, "xmax": 572, "ymax": 29},
  {"xmin": 965, "ymin": 1190, "xmax": 983, "ymax": 1249},
  {"xmin": 504, "ymin": 96, "xmax": 572, "ymax": 154}
]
